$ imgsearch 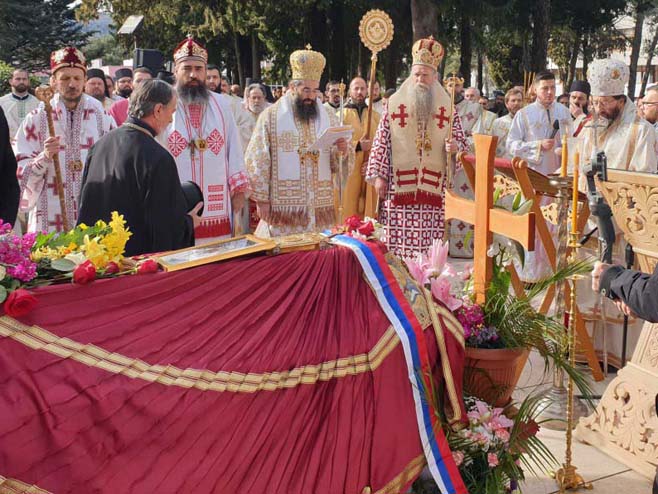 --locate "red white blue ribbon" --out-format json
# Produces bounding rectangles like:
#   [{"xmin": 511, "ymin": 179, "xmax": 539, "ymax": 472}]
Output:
[{"xmin": 330, "ymin": 235, "xmax": 466, "ymax": 494}]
